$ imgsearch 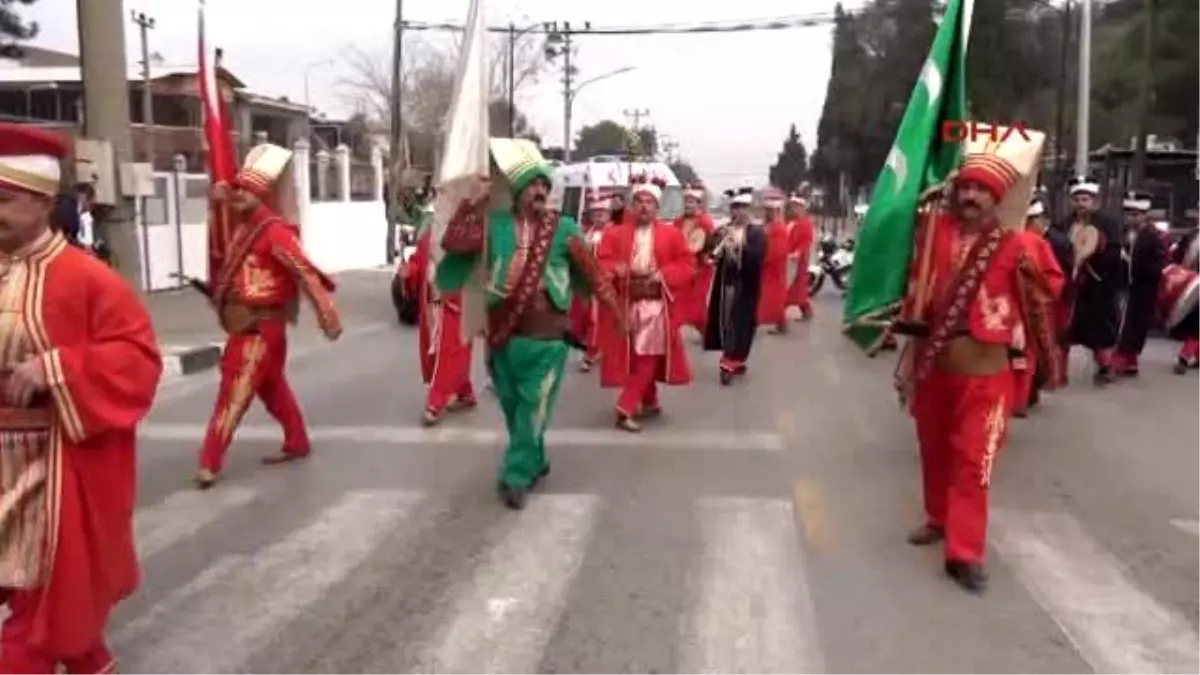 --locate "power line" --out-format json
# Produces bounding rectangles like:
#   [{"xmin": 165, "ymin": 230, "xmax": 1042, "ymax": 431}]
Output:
[{"xmin": 400, "ymin": 13, "xmax": 843, "ymax": 36}]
